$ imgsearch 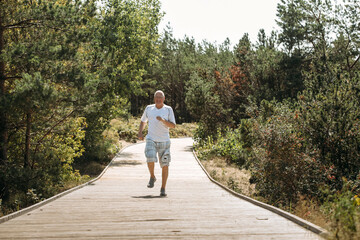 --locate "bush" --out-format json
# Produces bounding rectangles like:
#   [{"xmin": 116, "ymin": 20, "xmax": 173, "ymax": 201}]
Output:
[
  {"xmin": 321, "ymin": 178, "xmax": 360, "ymax": 239},
  {"xmin": 299, "ymin": 72, "xmax": 360, "ymax": 185},
  {"xmin": 250, "ymin": 100, "xmax": 326, "ymax": 205},
  {"xmin": 186, "ymin": 72, "xmax": 233, "ymax": 138},
  {"xmin": 194, "ymin": 119, "xmax": 253, "ymax": 168}
]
